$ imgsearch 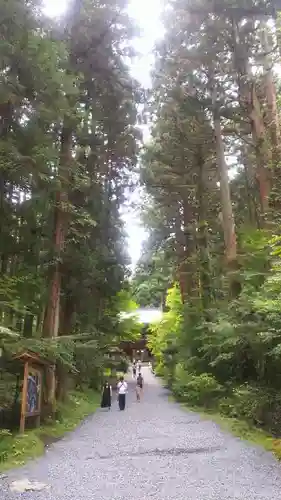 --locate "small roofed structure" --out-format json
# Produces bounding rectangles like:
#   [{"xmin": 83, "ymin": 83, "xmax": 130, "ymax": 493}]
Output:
[
  {"xmin": 14, "ymin": 351, "xmax": 50, "ymax": 433},
  {"xmin": 119, "ymin": 308, "xmax": 162, "ymax": 361},
  {"xmin": 1, "ymin": 350, "xmax": 51, "ymax": 433}
]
